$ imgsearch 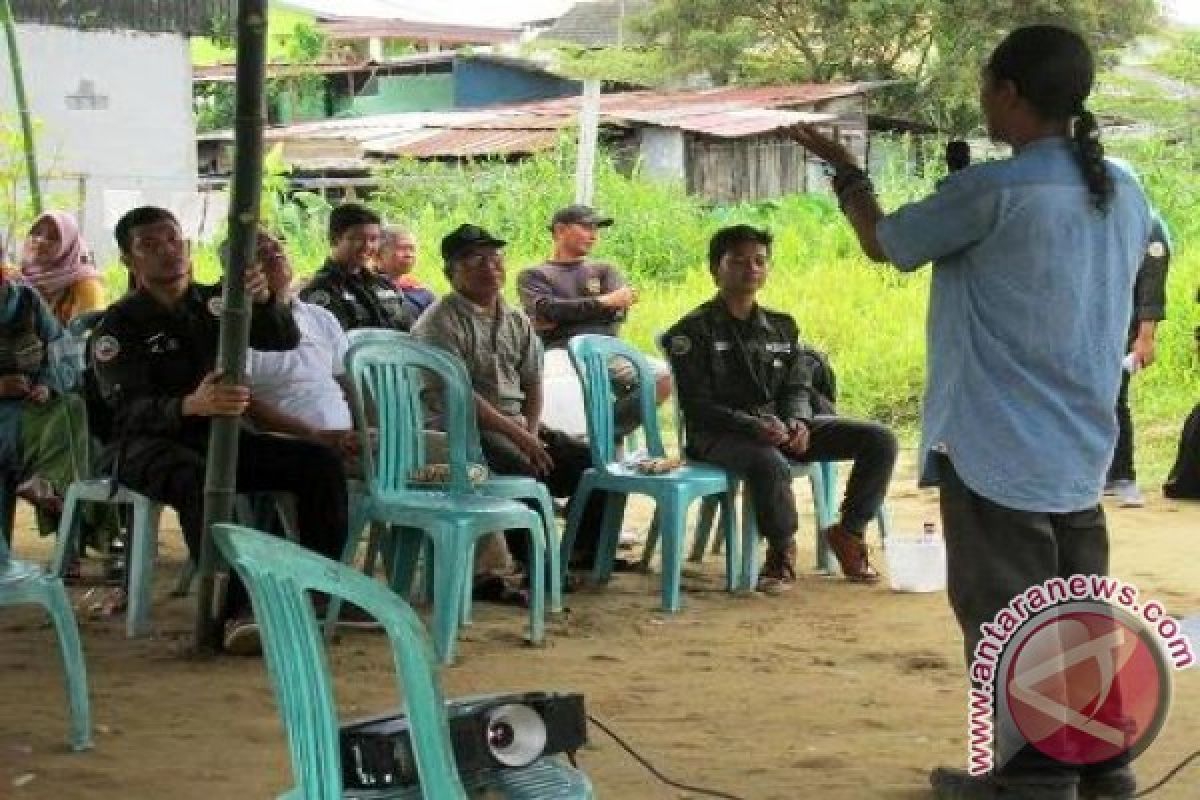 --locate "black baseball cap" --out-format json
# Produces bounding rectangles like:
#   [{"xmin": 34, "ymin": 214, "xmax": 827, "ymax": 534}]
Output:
[
  {"xmin": 441, "ymin": 223, "xmax": 506, "ymax": 262},
  {"xmin": 550, "ymin": 204, "xmax": 614, "ymax": 229}
]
